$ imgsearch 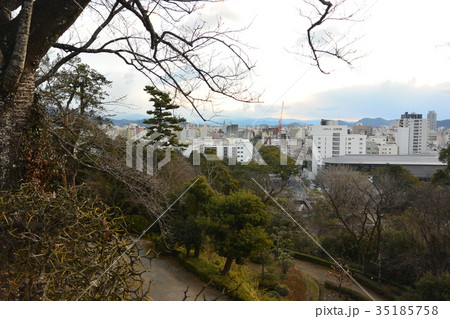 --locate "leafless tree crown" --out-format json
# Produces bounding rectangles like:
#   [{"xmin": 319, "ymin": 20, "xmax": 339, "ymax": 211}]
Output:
[
  {"xmin": 299, "ymin": 0, "xmax": 365, "ymax": 73},
  {"xmin": 34, "ymin": 0, "xmax": 261, "ymax": 121}
]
